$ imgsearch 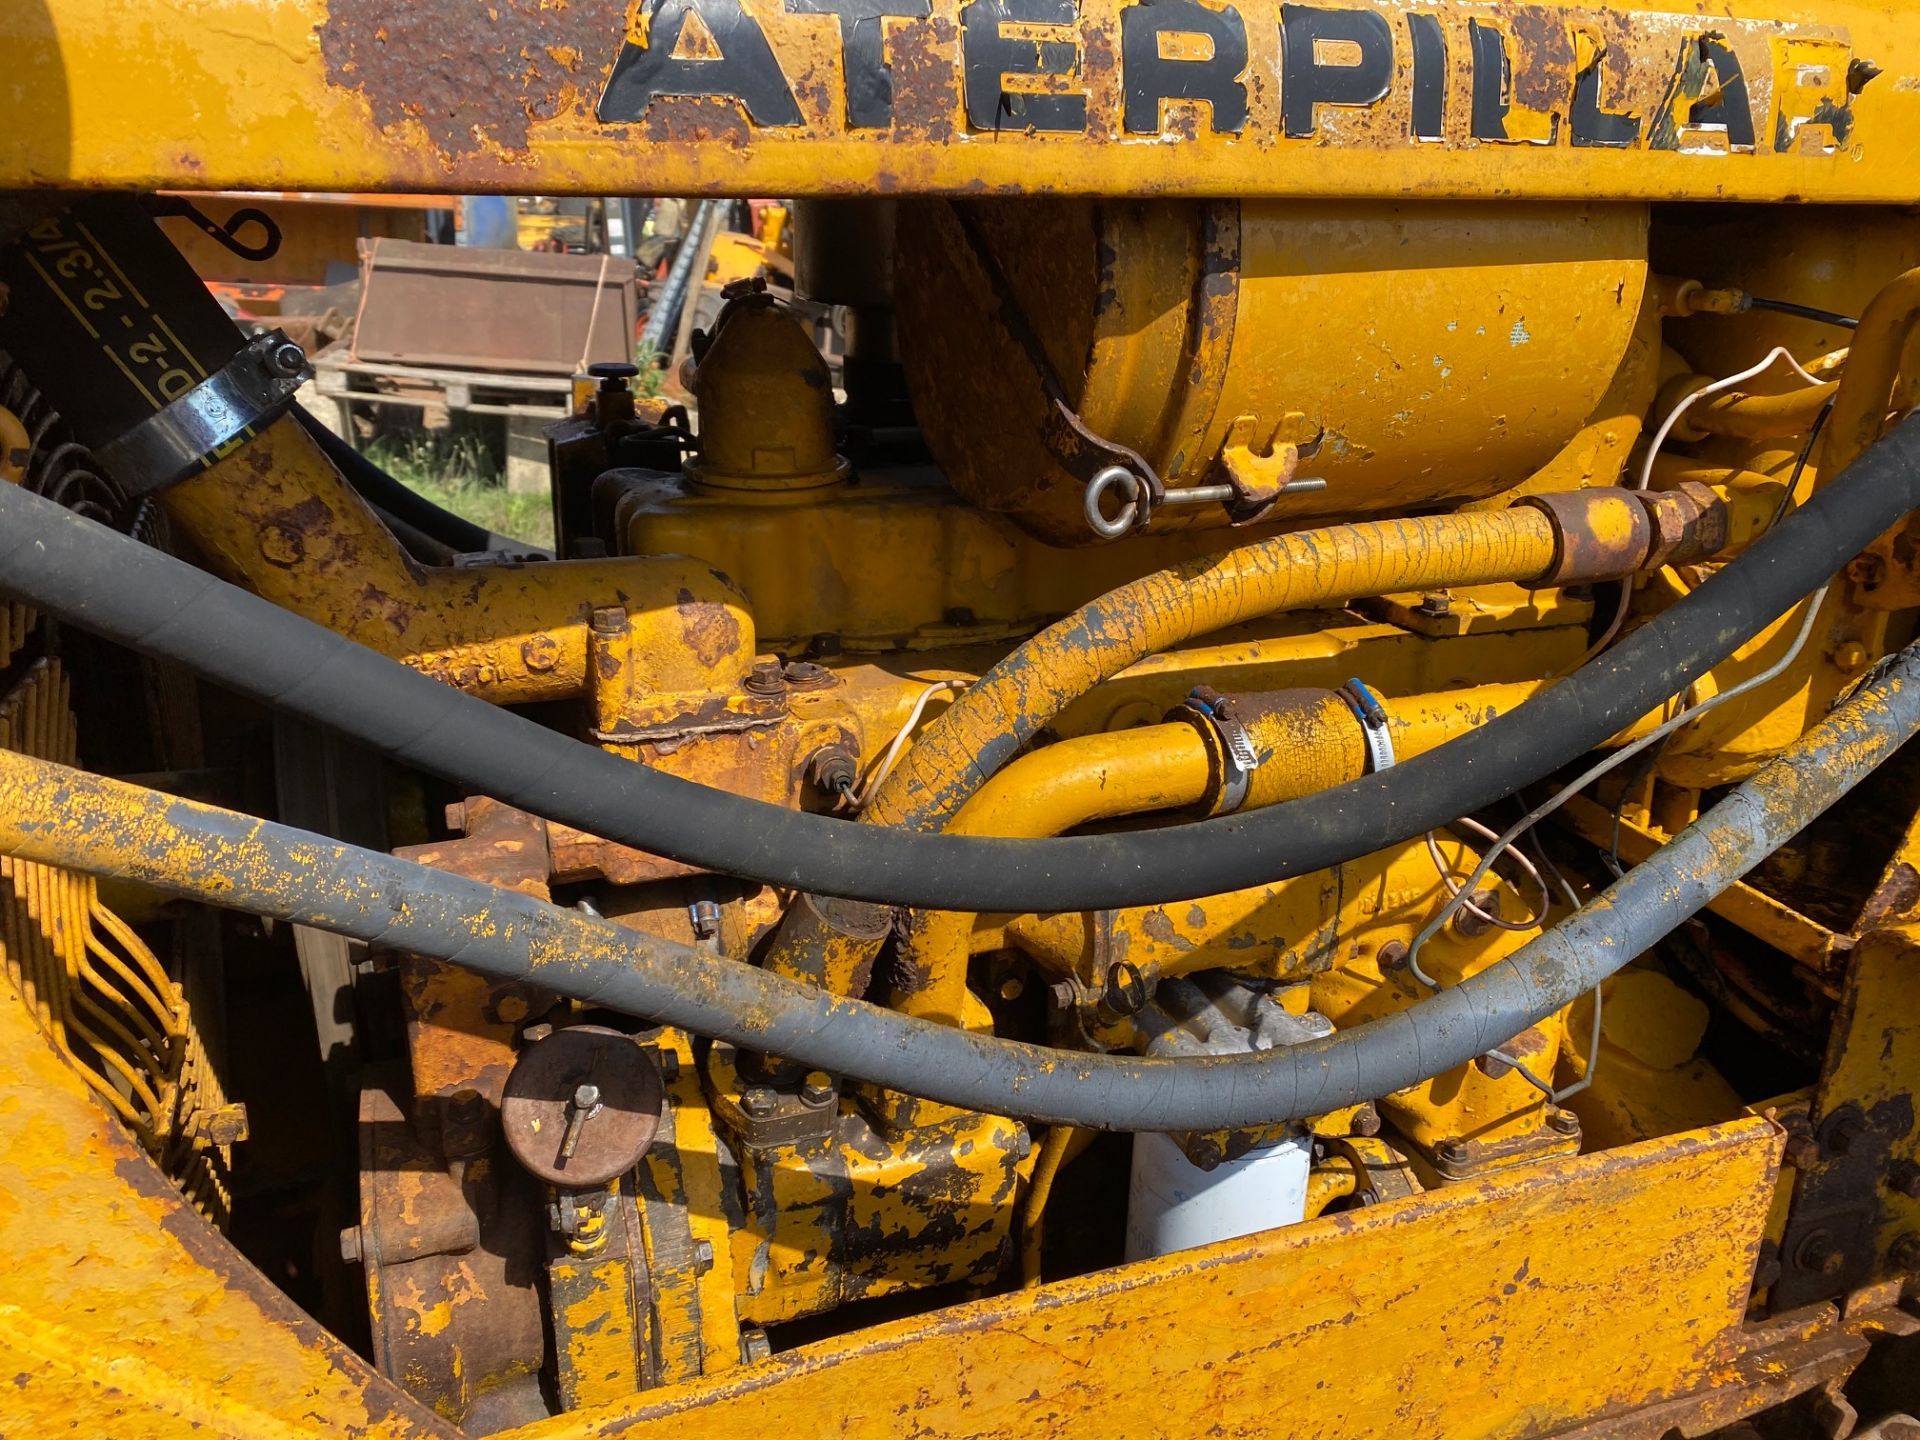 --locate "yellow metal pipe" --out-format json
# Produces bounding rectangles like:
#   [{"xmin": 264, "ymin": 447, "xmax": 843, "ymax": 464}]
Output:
[
  {"xmin": 162, "ymin": 419, "xmax": 757, "ymax": 705},
  {"xmin": 1688, "ymin": 382, "xmax": 1838, "ymax": 441},
  {"xmin": 1303, "ymin": 1159, "xmax": 1361, "ymax": 1220},
  {"xmin": 896, "ymin": 681, "xmax": 1666, "ymax": 1027},
  {"xmin": 1824, "ymin": 267, "xmax": 1920, "ymax": 475},
  {"xmin": 863, "ymin": 507, "xmax": 1562, "ymax": 832}
]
